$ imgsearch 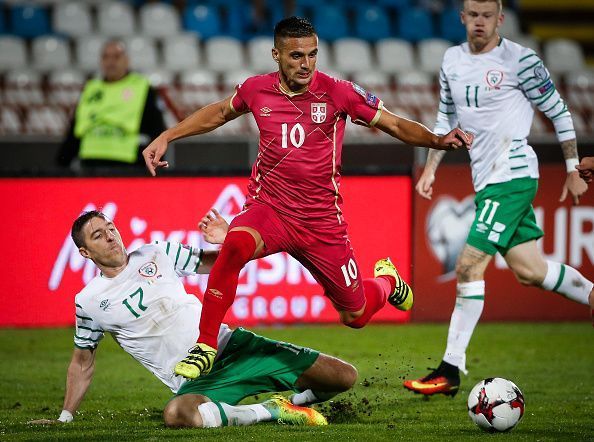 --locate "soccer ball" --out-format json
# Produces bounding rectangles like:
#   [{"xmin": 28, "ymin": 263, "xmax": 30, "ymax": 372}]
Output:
[{"xmin": 467, "ymin": 377, "xmax": 525, "ymax": 432}]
